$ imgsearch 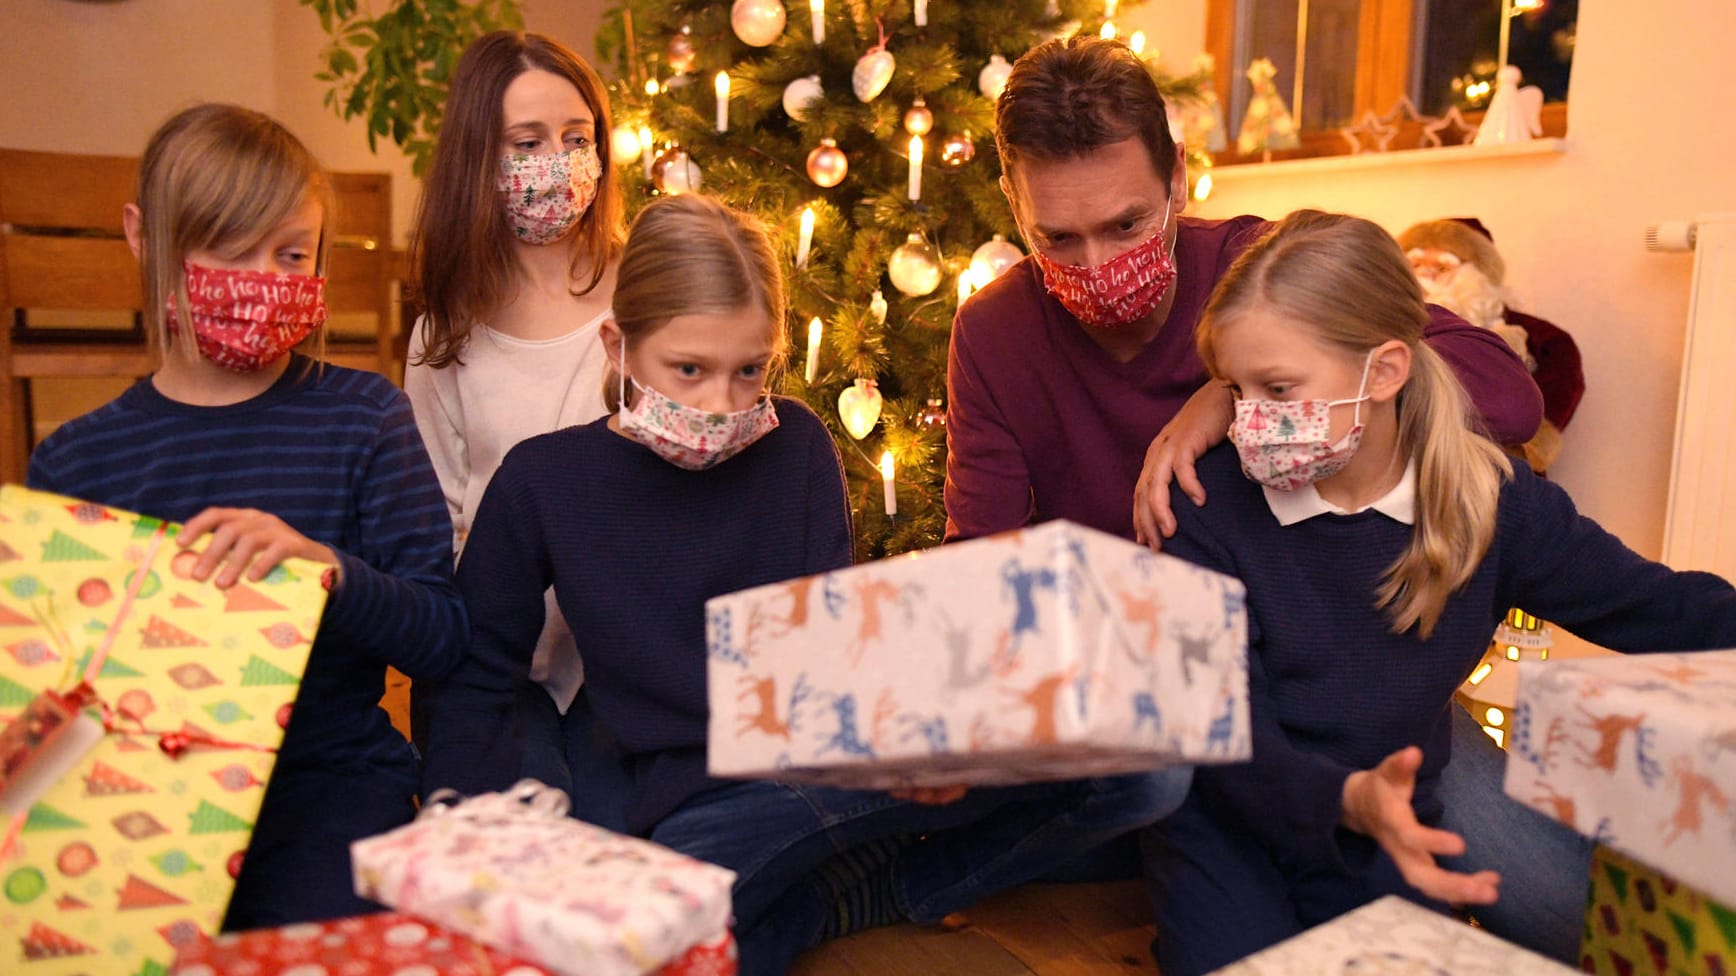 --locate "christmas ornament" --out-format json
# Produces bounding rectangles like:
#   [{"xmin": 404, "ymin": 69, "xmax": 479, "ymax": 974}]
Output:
[
  {"xmin": 666, "ymin": 27, "xmax": 697, "ymax": 75},
  {"xmin": 731, "ymin": 0, "xmax": 787, "ymax": 48},
  {"xmin": 978, "ymin": 54, "xmax": 1012, "ymax": 100},
  {"xmin": 869, "ymin": 289, "xmax": 888, "ymax": 325},
  {"xmin": 853, "ymin": 45, "xmax": 896, "ymax": 102},
  {"xmin": 888, "ymin": 233, "xmax": 942, "ymax": 297},
  {"xmin": 918, "ymin": 398, "xmax": 947, "ymax": 430},
  {"xmin": 610, "ymin": 124, "xmax": 643, "ymax": 165},
  {"xmin": 783, "ymin": 75, "xmax": 824, "ymax": 121},
  {"xmin": 806, "ymin": 138, "xmax": 849, "ymax": 188},
  {"xmin": 939, "ymin": 131, "xmax": 976, "ymax": 168},
  {"xmin": 1474, "ymin": 65, "xmax": 1544, "ymax": 147},
  {"xmin": 1236, "ymin": 58, "xmax": 1300, "ymax": 160},
  {"xmin": 651, "ymin": 146, "xmax": 703, "ymax": 194},
  {"xmin": 903, "ymin": 96, "xmax": 934, "ymax": 136},
  {"xmin": 970, "ymin": 234, "xmax": 1023, "ymax": 281},
  {"xmin": 838, "ymin": 378, "xmax": 884, "ymax": 440}
]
